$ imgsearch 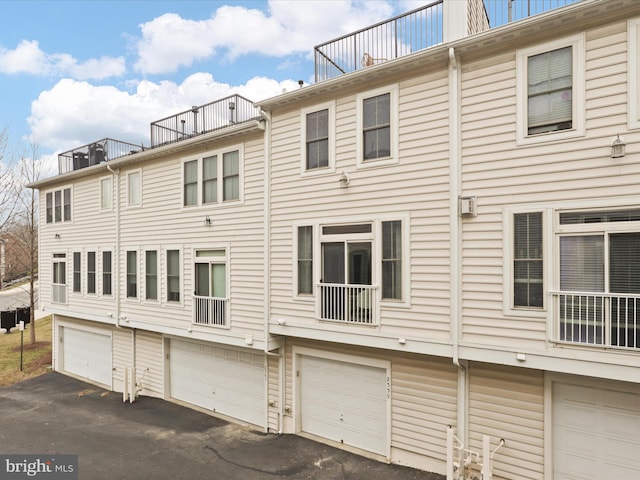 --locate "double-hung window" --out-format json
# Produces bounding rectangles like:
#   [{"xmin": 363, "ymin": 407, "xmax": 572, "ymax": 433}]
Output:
[
  {"xmin": 183, "ymin": 147, "xmax": 242, "ymax": 207},
  {"xmin": 297, "ymin": 226, "xmax": 313, "ymax": 295},
  {"xmin": 167, "ymin": 249, "xmax": 181, "ymax": 302},
  {"xmin": 514, "ymin": 212, "xmax": 543, "ymax": 308},
  {"xmin": 102, "ymin": 251, "xmax": 112, "ymax": 296},
  {"xmin": 555, "ymin": 209, "xmax": 640, "ymax": 349},
  {"xmin": 46, "ymin": 188, "xmax": 71, "ymax": 224},
  {"xmin": 52, "ymin": 253, "xmax": 67, "ymax": 304},
  {"xmin": 126, "ymin": 250, "xmax": 137, "ymax": 299},
  {"xmin": 145, "ymin": 250, "xmax": 158, "ymax": 301},
  {"xmin": 73, "ymin": 252, "xmax": 81, "ymax": 293},
  {"xmin": 356, "ymin": 85, "xmax": 398, "ymax": 165},
  {"xmin": 100, "ymin": 177, "xmax": 112, "ymax": 210},
  {"xmin": 517, "ymin": 34, "xmax": 585, "ymax": 143},
  {"xmin": 300, "ymin": 102, "xmax": 335, "ymax": 175},
  {"xmin": 87, "ymin": 251, "xmax": 96, "ymax": 294},
  {"xmin": 127, "ymin": 170, "xmax": 141, "ymax": 207},
  {"xmin": 193, "ymin": 249, "xmax": 228, "ymax": 327}
]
